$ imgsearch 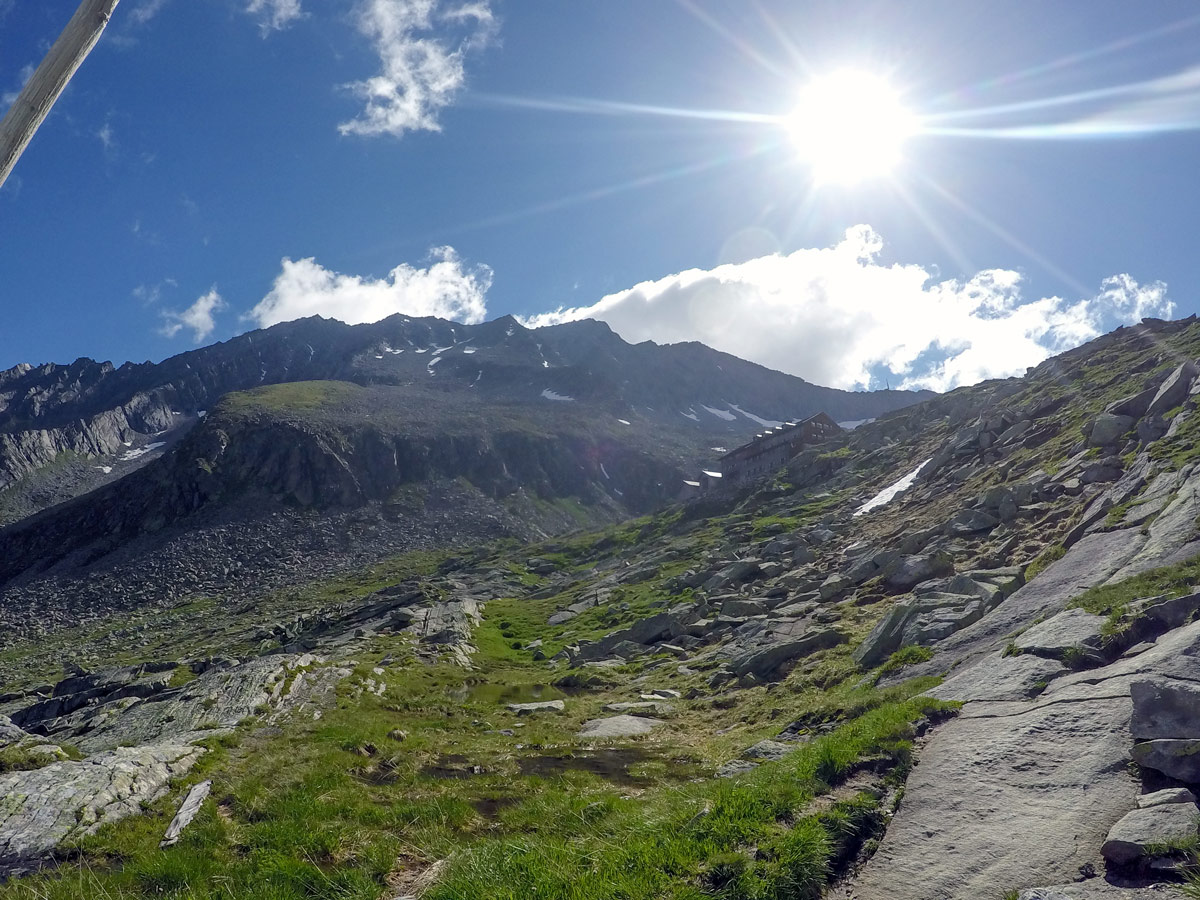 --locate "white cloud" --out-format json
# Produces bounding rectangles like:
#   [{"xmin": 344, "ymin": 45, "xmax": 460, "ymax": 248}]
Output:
[
  {"xmin": 339, "ymin": 0, "xmax": 496, "ymax": 138},
  {"xmin": 161, "ymin": 288, "xmax": 226, "ymax": 342},
  {"xmin": 129, "ymin": 0, "xmax": 170, "ymax": 25},
  {"xmin": 522, "ymin": 226, "xmax": 1174, "ymax": 392},
  {"xmin": 246, "ymin": 0, "xmax": 303, "ymax": 34},
  {"xmin": 245, "ymin": 246, "xmax": 493, "ymax": 328},
  {"xmin": 1, "ymin": 63, "xmax": 34, "ymax": 108}
]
